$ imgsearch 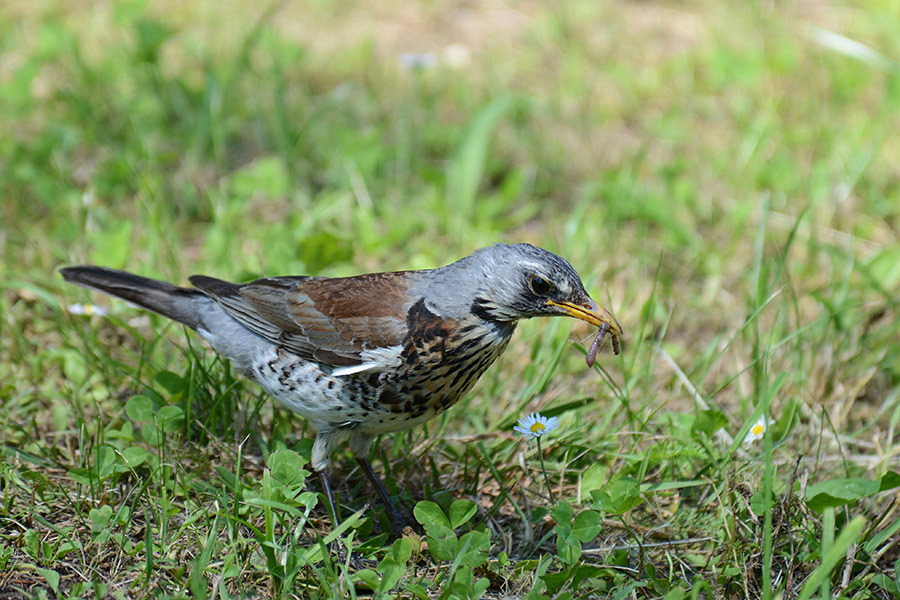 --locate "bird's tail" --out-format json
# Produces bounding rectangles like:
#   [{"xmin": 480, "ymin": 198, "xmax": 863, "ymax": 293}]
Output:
[{"xmin": 60, "ymin": 266, "xmax": 204, "ymax": 330}]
